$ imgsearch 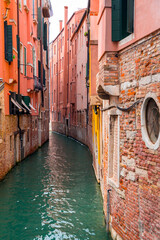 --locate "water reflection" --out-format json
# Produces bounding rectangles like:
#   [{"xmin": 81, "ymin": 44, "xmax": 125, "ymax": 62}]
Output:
[{"xmin": 0, "ymin": 132, "xmax": 111, "ymax": 240}]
